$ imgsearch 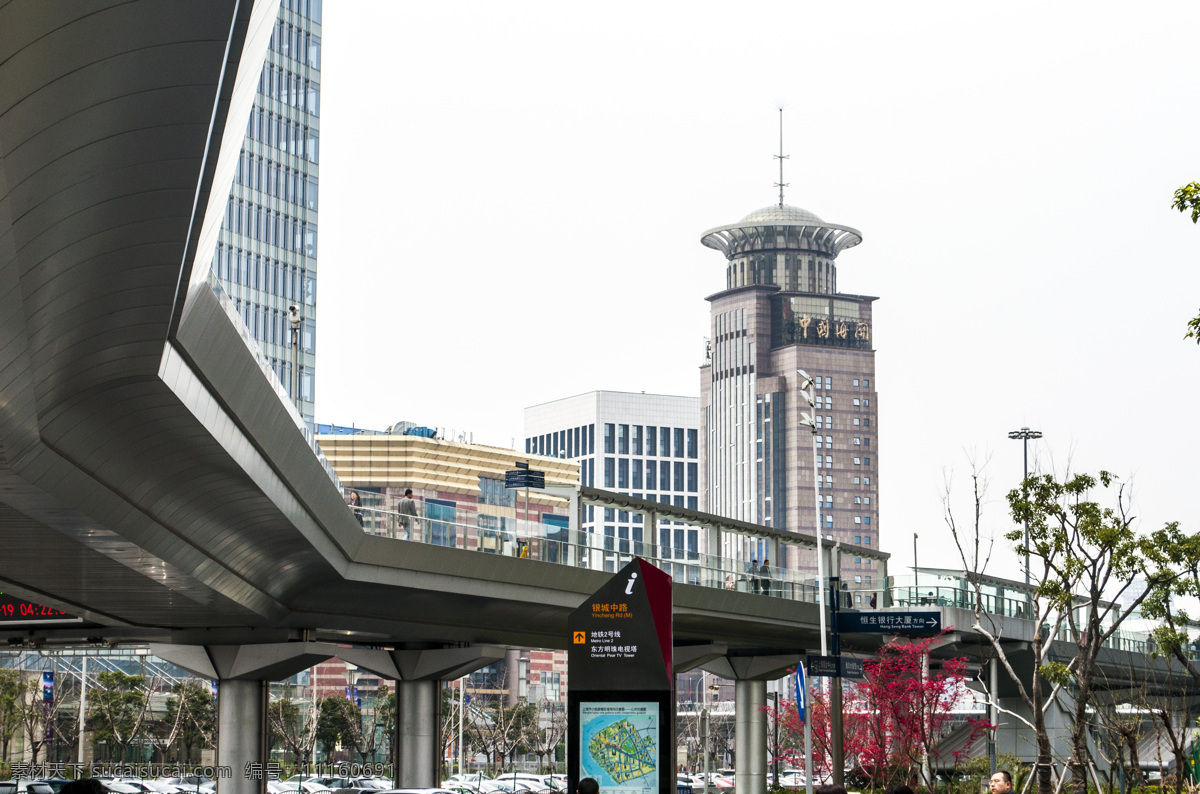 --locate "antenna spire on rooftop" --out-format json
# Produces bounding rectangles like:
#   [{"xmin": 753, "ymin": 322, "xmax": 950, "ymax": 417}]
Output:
[{"xmin": 773, "ymin": 107, "xmax": 789, "ymax": 207}]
